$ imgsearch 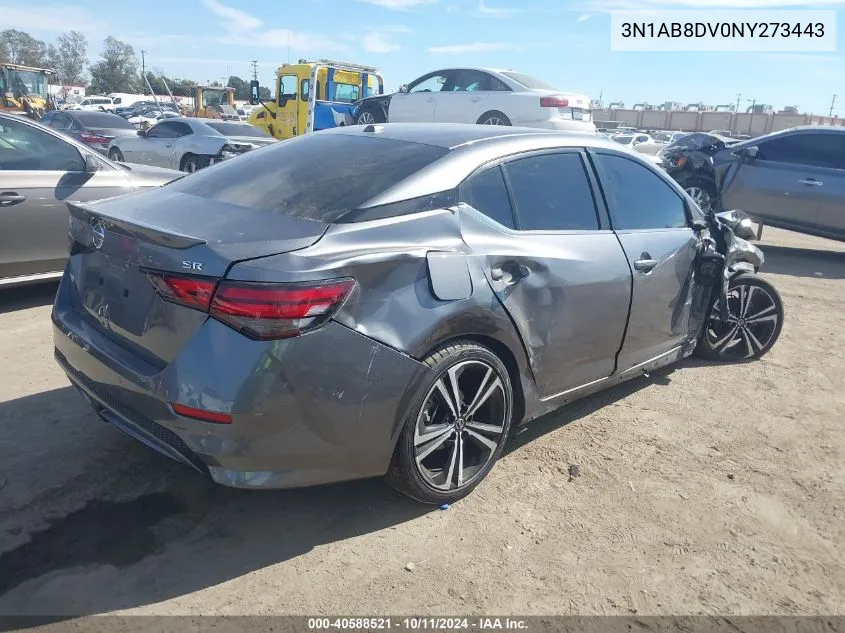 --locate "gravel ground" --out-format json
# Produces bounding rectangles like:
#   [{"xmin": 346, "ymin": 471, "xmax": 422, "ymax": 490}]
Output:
[{"xmin": 0, "ymin": 227, "xmax": 843, "ymax": 617}]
